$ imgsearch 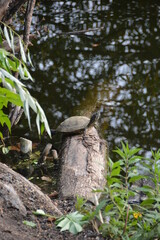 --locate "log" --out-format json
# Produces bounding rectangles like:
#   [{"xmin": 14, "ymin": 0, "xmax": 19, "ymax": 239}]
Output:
[
  {"xmin": 0, "ymin": 162, "xmax": 62, "ymax": 216},
  {"xmin": 59, "ymin": 127, "xmax": 107, "ymax": 203}
]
